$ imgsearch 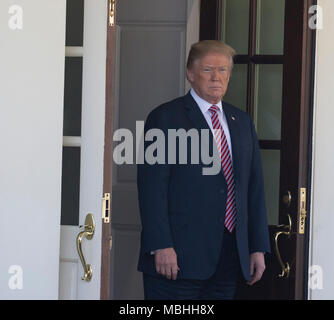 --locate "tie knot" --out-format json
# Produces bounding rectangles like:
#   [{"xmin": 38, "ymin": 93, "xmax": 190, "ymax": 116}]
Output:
[{"xmin": 209, "ymin": 105, "xmax": 220, "ymax": 115}]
